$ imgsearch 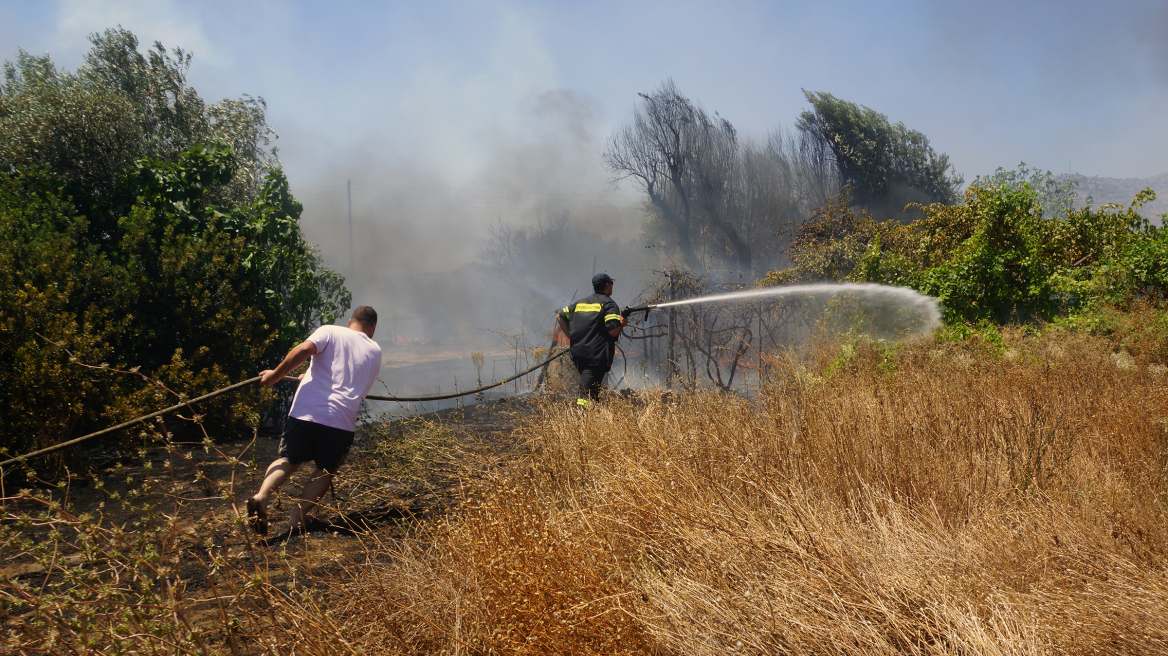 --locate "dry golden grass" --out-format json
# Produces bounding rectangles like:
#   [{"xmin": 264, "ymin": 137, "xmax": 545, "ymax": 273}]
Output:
[
  {"xmin": 4, "ymin": 324, "xmax": 1166, "ymax": 654},
  {"xmin": 332, "ymin": 328, "xmax": 1168, "ymax": 655}
]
